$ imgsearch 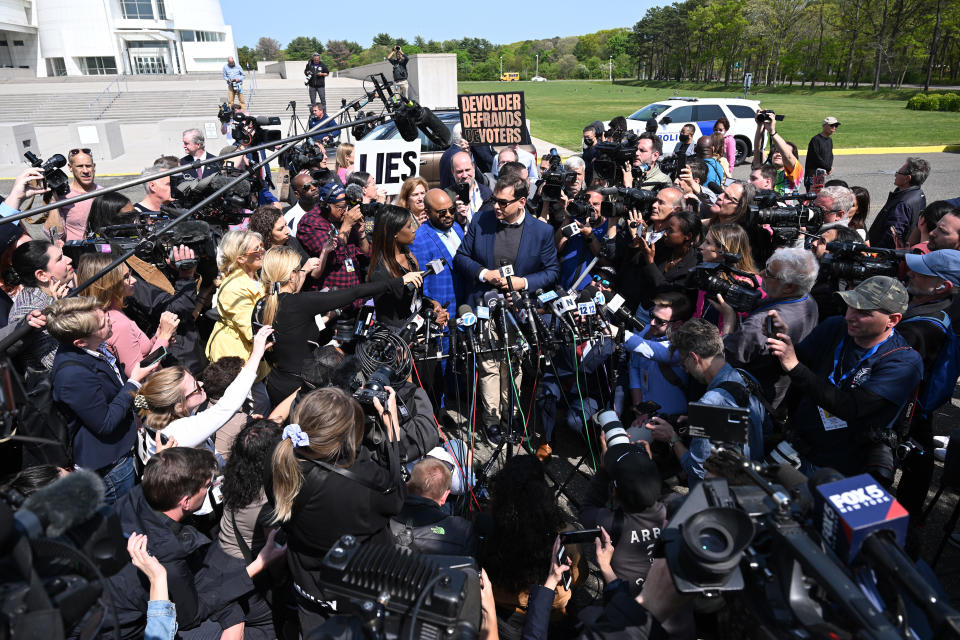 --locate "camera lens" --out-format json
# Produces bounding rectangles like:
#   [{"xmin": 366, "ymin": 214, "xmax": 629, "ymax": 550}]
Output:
[{"xmin": 677, "ymin": 507, "xmax": 754, "ymax": 582}]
